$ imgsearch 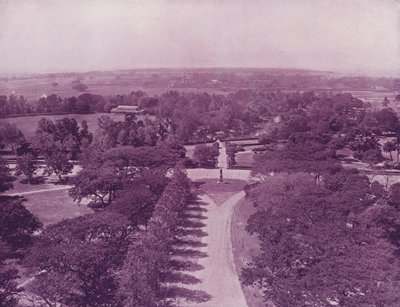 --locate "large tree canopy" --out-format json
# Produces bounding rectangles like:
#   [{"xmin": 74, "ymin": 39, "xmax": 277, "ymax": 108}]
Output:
[
  {"xmin": 24, "ymin": 212, "xmax": 130, "ymax": 307},
  {"xmin": 70, "ymin": 145, "xmax": 181, "ymax": 207},
  {"xmin": 0, "ymin": 198, "xmax": 42, "ymax": 250},
  {"xmin": 244, "ymin": 172, "xmax": 400, "ymax": 306}
]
